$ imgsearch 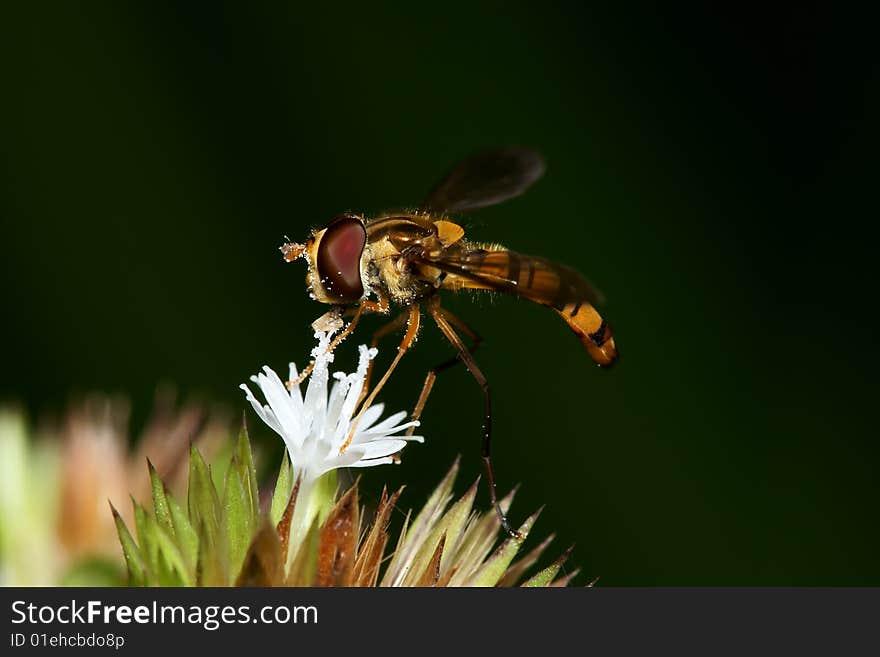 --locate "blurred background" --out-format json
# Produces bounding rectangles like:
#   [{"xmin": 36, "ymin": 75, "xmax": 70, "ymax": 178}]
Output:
[{"xmin": 2, "ymin": 2, "xmax": 877, "ymax": 584}]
